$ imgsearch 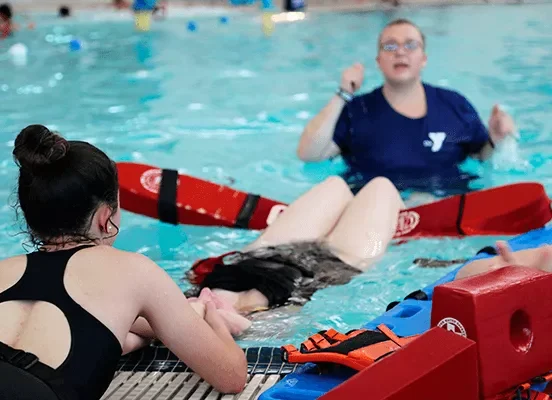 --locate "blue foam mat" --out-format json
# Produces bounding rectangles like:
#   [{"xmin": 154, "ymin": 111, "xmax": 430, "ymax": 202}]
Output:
[{"xmin": 260, "ymin": 226, "xmax": 552, "ymax": 400}]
